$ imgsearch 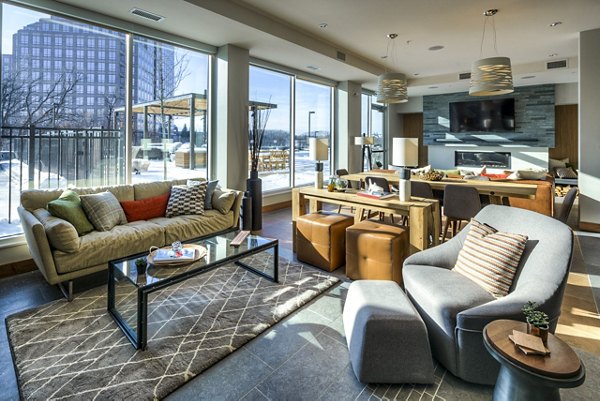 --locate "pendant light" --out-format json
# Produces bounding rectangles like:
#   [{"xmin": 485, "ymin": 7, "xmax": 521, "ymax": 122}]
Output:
[
  {"xmin": 469, "ymin": 9, "xmax": 514, "ymax": 96},
  {"xmin": 376, "ymin": 33, "xmax": 408, "ymax": 103}
]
